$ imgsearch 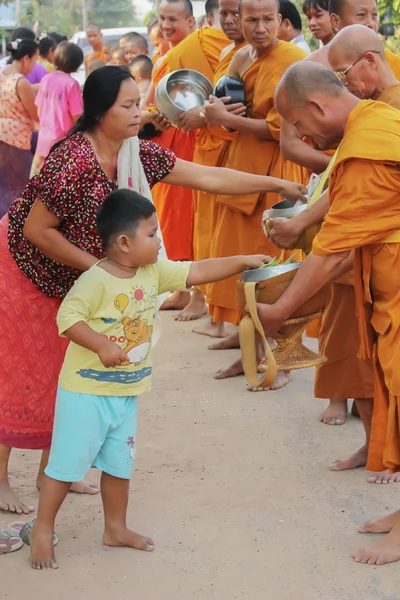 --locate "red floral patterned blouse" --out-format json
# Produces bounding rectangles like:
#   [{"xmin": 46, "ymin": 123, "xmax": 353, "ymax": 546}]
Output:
[{"xmin": 8, "ymin": 132, "xmax": 176, "ymax": 298}]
